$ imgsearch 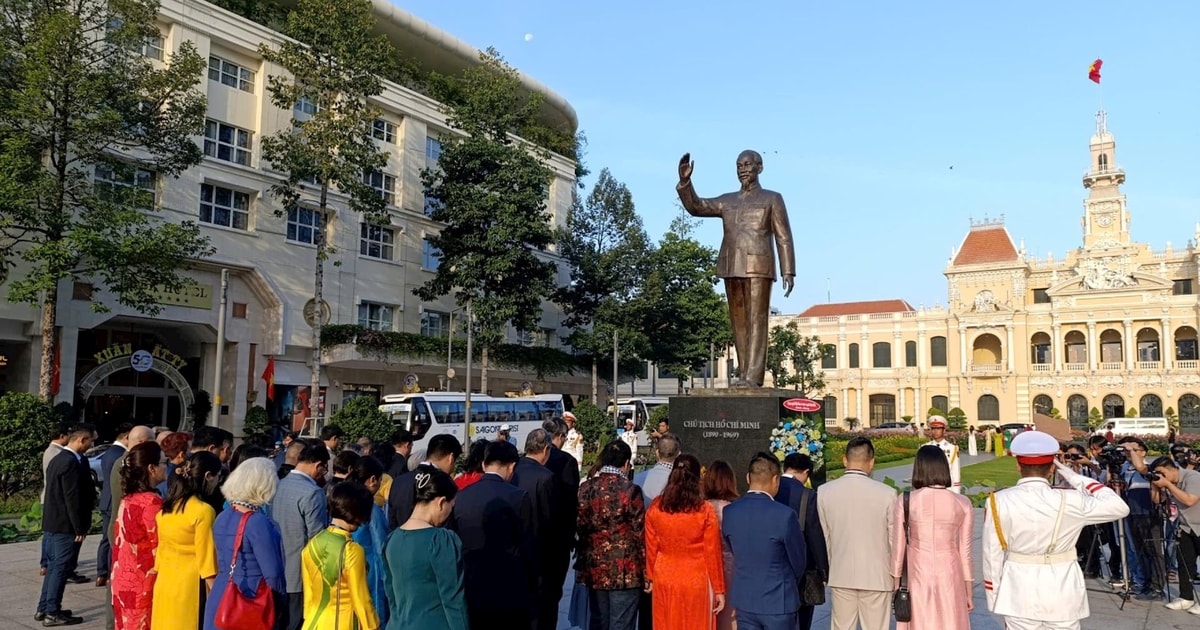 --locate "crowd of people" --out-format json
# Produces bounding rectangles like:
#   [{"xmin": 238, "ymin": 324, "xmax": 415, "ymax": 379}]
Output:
[{"xmin": 32, "ymin": 408, "xmax": 1200, "ymax": 630}]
